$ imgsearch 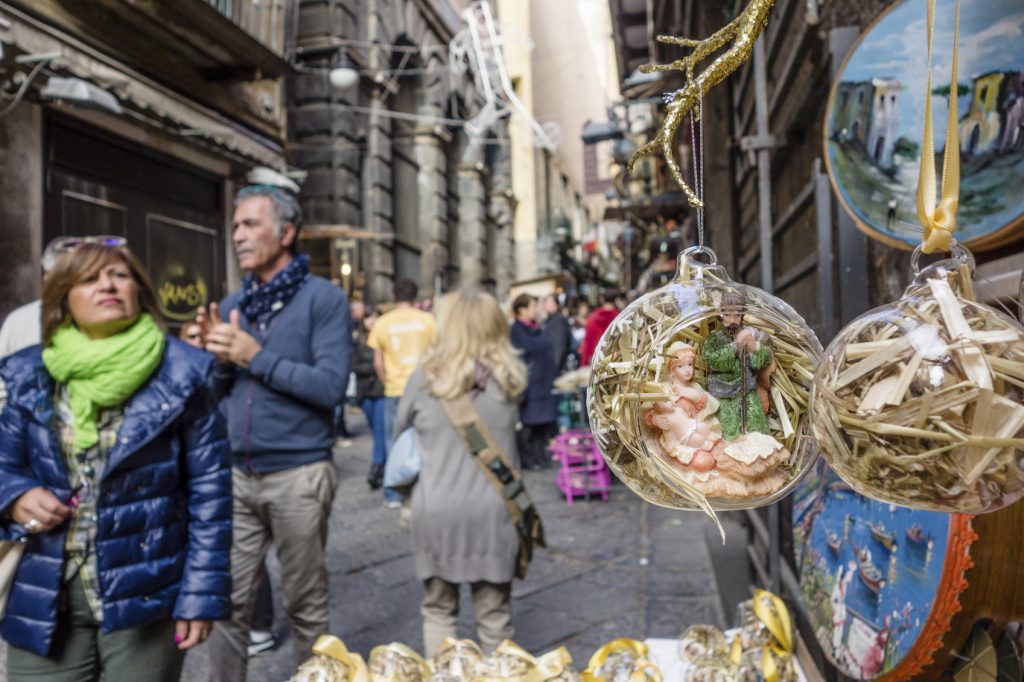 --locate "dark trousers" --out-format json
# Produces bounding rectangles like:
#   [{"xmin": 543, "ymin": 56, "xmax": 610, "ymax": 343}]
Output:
[
  {"xmin": 517, "ymin": 422, "xmax": 556, "ymax": 467},
  {"xmin": 250, "ymin": 564, "xmax": 274, "ymax": 632},
  {"xmin": 6, "ymin": 574, "xmax": 184, "ymax": 682},
  {"xmin": 381, "ymin": 396, "xmax": 403, "ymax": 503}
]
